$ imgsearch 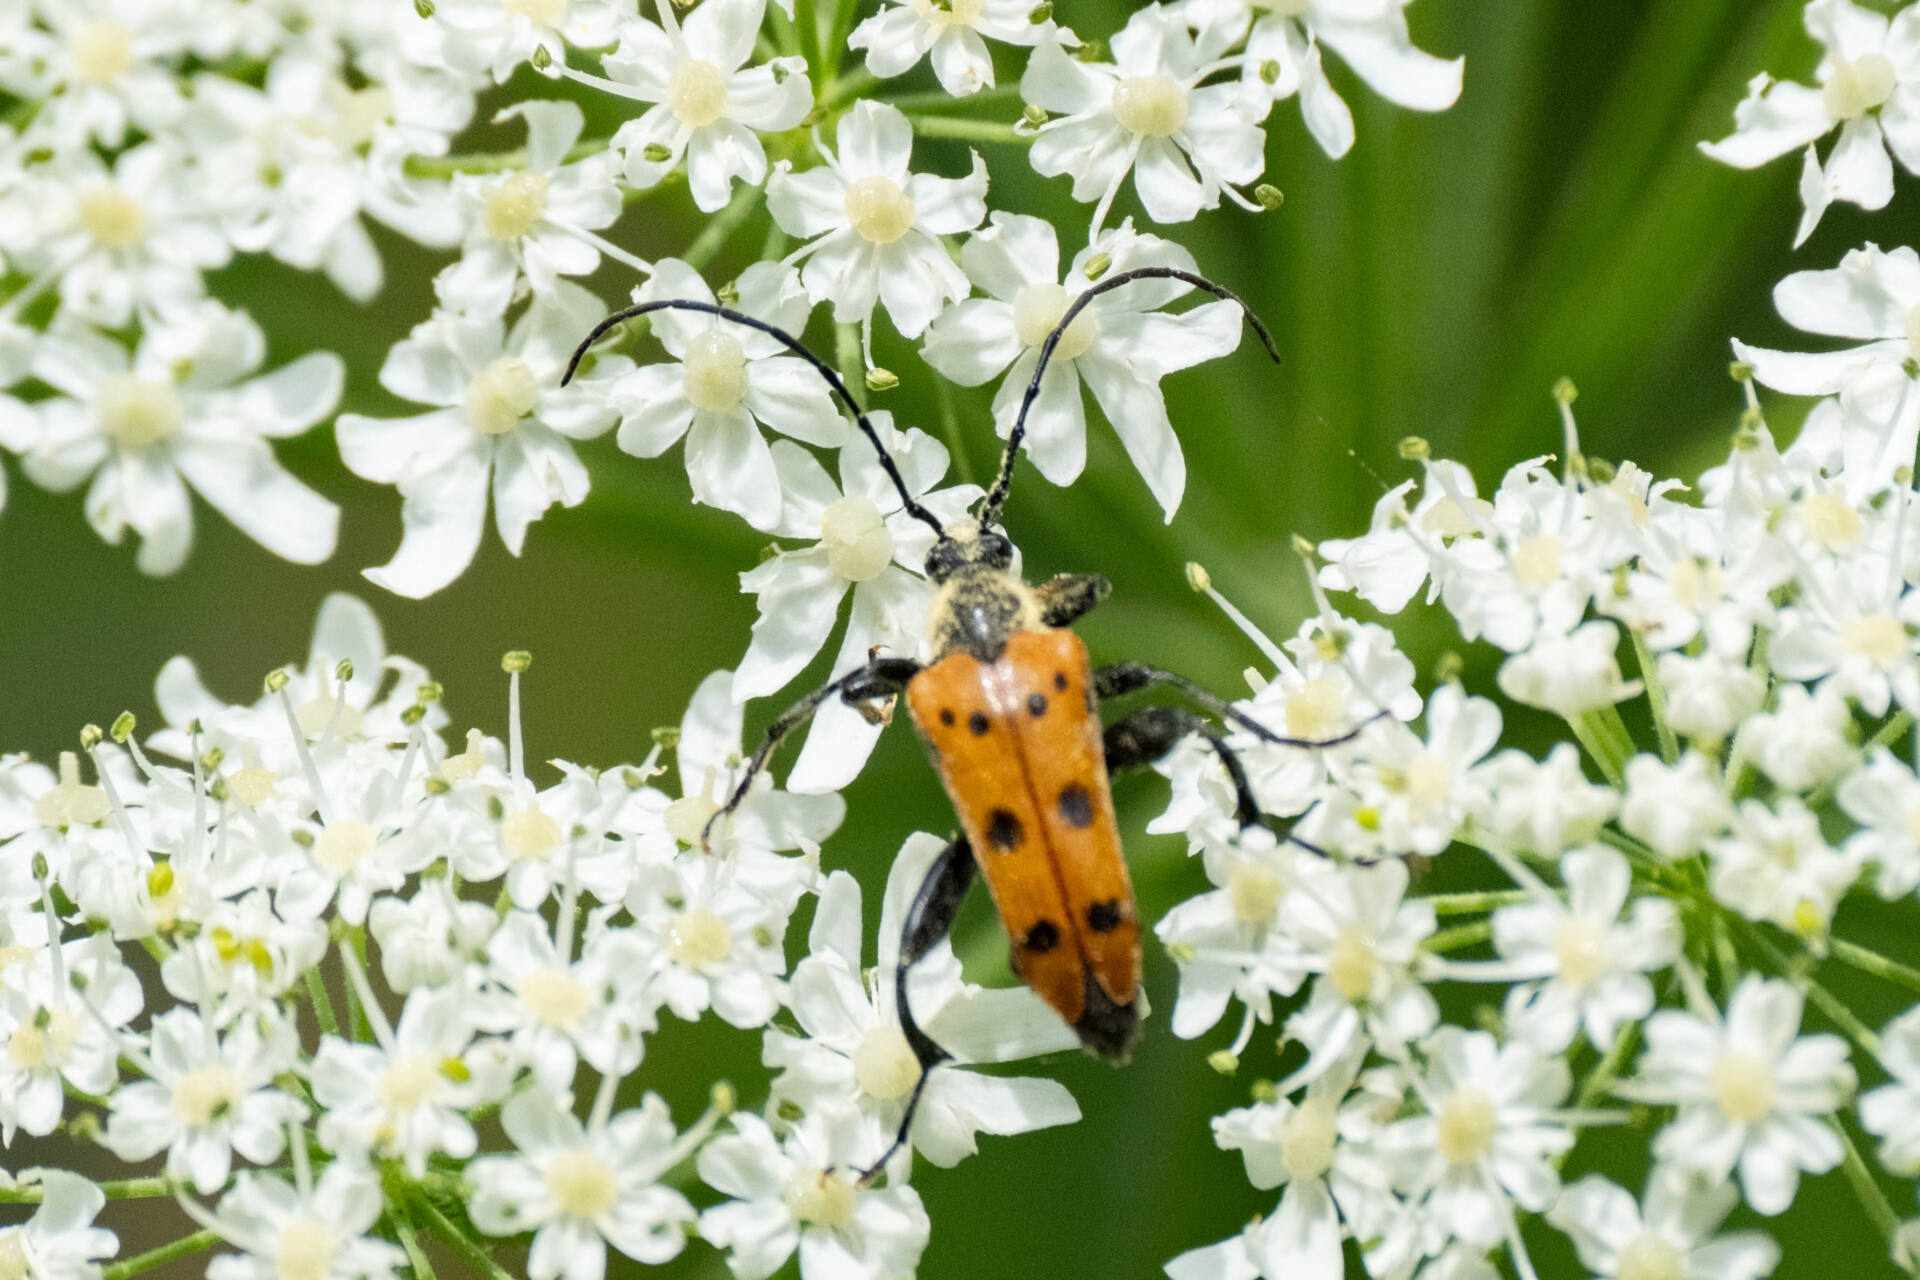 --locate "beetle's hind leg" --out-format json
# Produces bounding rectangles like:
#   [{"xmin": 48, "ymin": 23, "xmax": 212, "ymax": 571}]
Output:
[
  {"xmin": 700, "ymin": 655, "xmax": 922, "ymax": 851},
  {"xmin": 1094, "ymin": 662, "xmax": 1383, "ymax": 752},
  {"xmin": 1035, "ymin": 572, "xmax": 1111, "ymax": 627},
  {"xmin": 859, "ymin": 834, "xmax": 977, "ymax": 1185}
]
